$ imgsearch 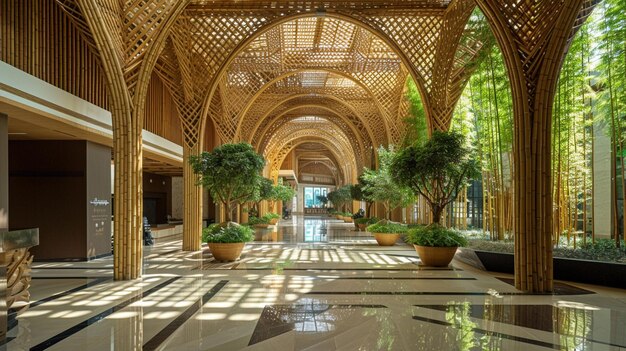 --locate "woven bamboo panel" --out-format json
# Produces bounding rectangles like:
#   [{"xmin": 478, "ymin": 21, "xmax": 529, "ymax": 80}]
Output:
[
  {"xmin": 254, "ymin": 108, "xmax": 371, "ymax": 158},
  {"xmin": 264, "ymin": 127, "xmax": 359, "ymax": 183},
  {"xmin": 1, "ymin": 0, "xmax": 109, "ymax": 109},
  {"xmin": 269, "ymin": 138, "xmax": 355, "ymax": 183},
  {"xmin": 262, "ymin": 123, "xmax": 358, "ymax": 162}
]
